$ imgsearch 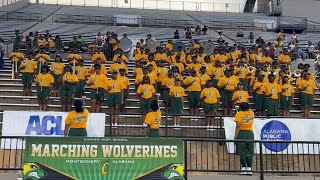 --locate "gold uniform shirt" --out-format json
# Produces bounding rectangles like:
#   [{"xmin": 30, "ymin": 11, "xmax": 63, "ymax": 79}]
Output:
[
  {"xmin": 92, "ymin": 53, "xmax": 106, "ymax": 62},
  {"xmin": 109, "ymin": 63, "xmax": 128, "ymax": 74},
  {"xmin": 169, "ymin": 85, "xmax": 185, "ymax": 97},
  {"xmin": 263, "ymin": 82, "xmax": 281, "ymax": 99},
  {"xmin": 155, "ymin": 53, "xmax": 168, "ymax": 62},
  {"xmin": 35, "ymin": 54, "xmax": 50, "ymax": 62},
  {"xmin": 36, "ymin": 73, "xmax": 54, "ymax": 87},
  {"xmin": 68, "ymin": 54, "xmax": 82, "ymax": 62},
  {"xmin": 162, "ymin": 77, "xmax": 175, "ymax": 89},
  {"xmin": 87, "ymin": 73, "xmax": 108, "ymax": 89},
  {"xmin": 134, "ymin": 53, "xmax": 148, "ymax": 61},
  {"xmin": 135, "ymin": 74, "xmax": 156, "ymax": 85},
  {"xmin": 172, "ymin": 62, "xmax": 185, "ymax": 73},
  {"xmin": 89, "ymin": 64, "xmax": 107, "ymax": 75},
  {"xmin": 234, "ymin": 66, "xmax": 248, "ymax": 79},
  {"xmin": 62, "ymin": 72, "xmax": 79, "ymax": 83},
  {"xmin": 281, "ymin": 83, "xmax": 295, "ymax": 97},
  {"xmin": 65, "ymin": 109, "xmax": 89, "ymax": 129},
  {"xmin": 106, "ymin": 79, "xmax": 124, "ymax": 93},
  {"xmin": 298, "ymin": 79, "xmax": 317, "ymax": 95},
  {"xmin": 137, "ymin": 84, "xmax": 156, "ymax": 99},
  {"xmin": 253, "ymin": 81, "xmax": 264, "ymax": 95},
  {"xmin": 200, "ymin": 87, "xmax": 220, "ymax": 104},
  {"xmin": 144, "ymin": 110, "xmax": 161, "ymax": 129},
  {"xmin": 211, "ymin": 67, "xmax": 224, "ymax": 80},
  {"xmin": 183, "ymin": 76, "xmax": 201, "ymax": 92},
  {"xmin": 9, "ymin": 52, "xmax": 24, "ymax": 62},
  {"xmin": 113, "ymin": 54, "xmax": 128, "ymax": 63},
  {"xmin": 76, "ymin": 66, "xmax": 89, "ymax": 80},
  {"xmin": 200, "ymin": 74, "xmax": 211, "ymax": 86},
  {"xmin": 232, "ymin": 90, "xmax": 249, "ymax": 103},
  {"xmin": 165, "ymin": 43, "xmax": 173, "ymax": 51},
  {"xmin": 278, "ymin": 54, "xmax": 291, "ymax": 64},
  {"xmin": 156, "ymin": 67, "xmax": 169, "ymax": 83},
  {"xmin": 118, "ymin": 76, "xmax": 130, "ymax": 89},
  {"xmin": 260, "ymin": 56, "xmax": 273, "ymax": 64},
  {"xmin": 217, "ymin": 76, "xmax": 239, "ymax": 91},
  {"xmin": 20, "ymin": 60, "xmax": 37, "ymax": 73},
  {"xmin": 234, "ymin": 111, "xmax": 254, "ymax": 131},
  {"xmin": 50, "ymin": 62, "xmax": 65, "ymax": 75}
]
